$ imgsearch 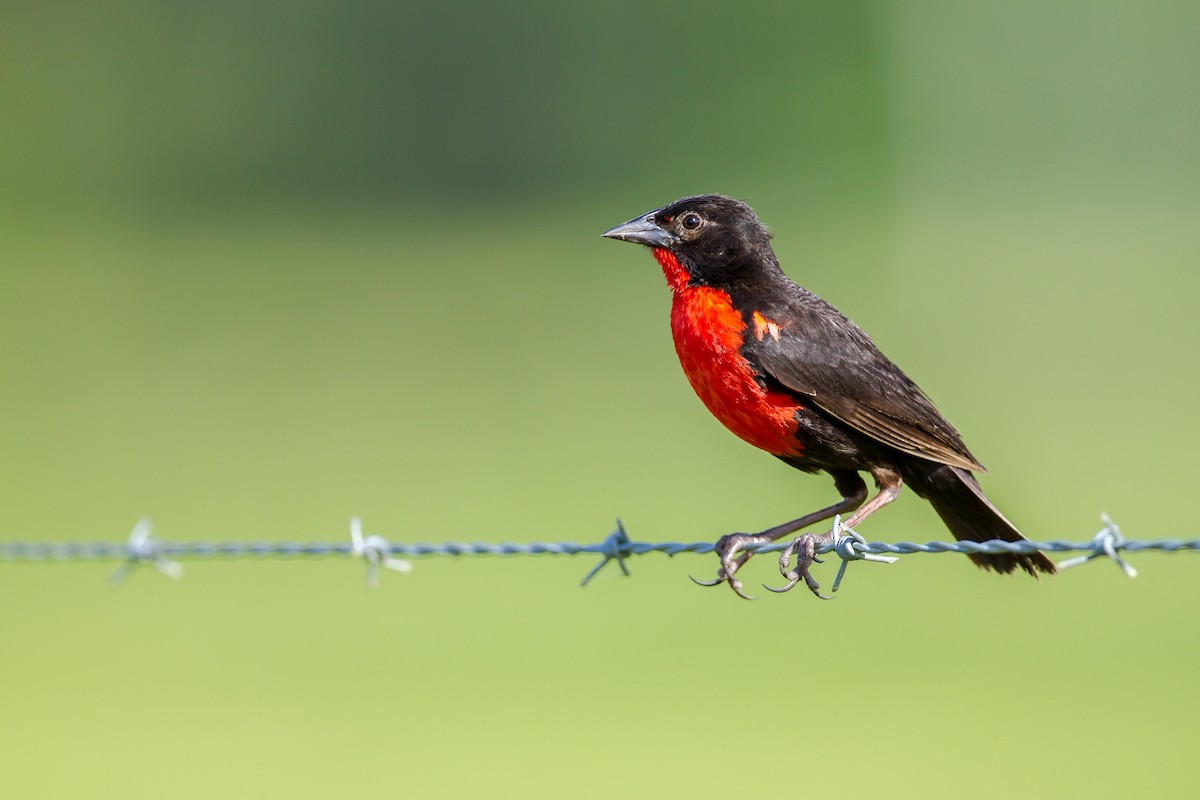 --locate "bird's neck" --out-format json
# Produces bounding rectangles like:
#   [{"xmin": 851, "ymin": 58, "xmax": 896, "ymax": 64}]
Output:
[
  {"xmin": 653, "ymin": 246, "xmax": 790, "ymax": 299},
  {"xmin": 652, "ymin": 248, "xmax": 691, "ymax": 293}
]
